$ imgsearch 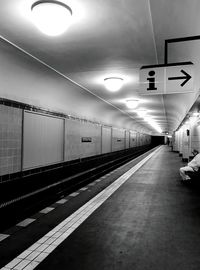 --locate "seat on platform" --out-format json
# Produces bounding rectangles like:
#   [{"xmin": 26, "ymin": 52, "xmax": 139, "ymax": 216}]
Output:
[{"xmin": 186, "ymin": 168, "xmax": 200, "ymax": 180}]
